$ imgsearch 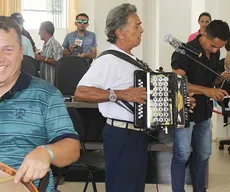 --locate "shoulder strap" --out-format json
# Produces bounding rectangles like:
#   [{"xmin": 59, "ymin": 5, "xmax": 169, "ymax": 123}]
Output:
[
  {"xmin": 98, "ymin": 50, "xmax": 152, "ymax": 72},
  {"xmin": 115, "ymin": 100, "xmax": 134, "ymax": 114},
  {"xmin": 100, "ymin": 50, "xmax": 152, "ymax": 114}
]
